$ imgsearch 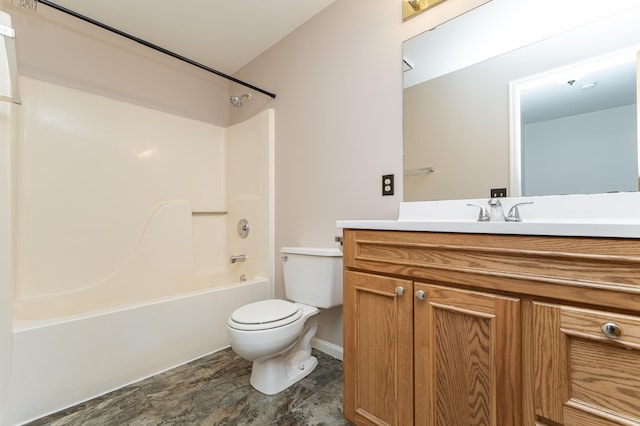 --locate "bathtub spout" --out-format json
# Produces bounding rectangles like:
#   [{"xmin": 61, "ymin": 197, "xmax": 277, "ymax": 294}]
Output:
[{"xmin": 230, "ymin": 254, "xmax": 246, "ymax": 264}]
